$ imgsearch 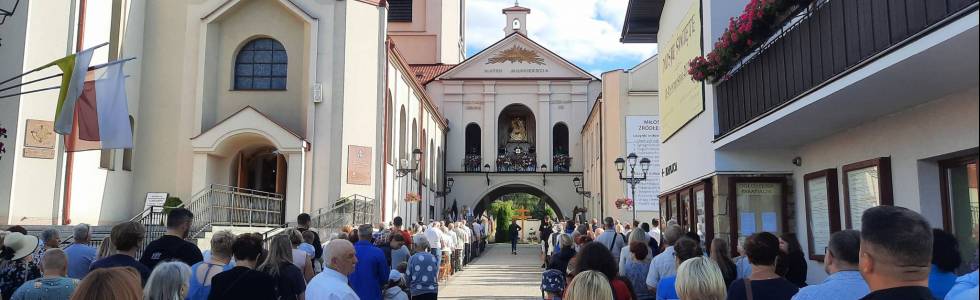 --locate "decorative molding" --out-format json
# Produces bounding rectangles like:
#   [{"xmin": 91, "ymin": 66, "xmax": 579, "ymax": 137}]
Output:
[{"xmin": 486, "ymin": 45, "xmax": 545, "ymax": 65}]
